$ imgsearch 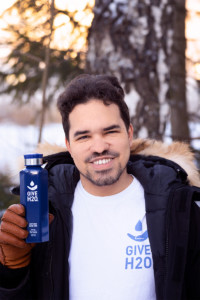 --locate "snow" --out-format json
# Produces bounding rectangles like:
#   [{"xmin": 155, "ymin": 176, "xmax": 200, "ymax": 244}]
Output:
[
  {"xmin": 157, "ymin": 48, "xmax": 170, "ymax": 131},
  {"xmin": 151, "ymin": 1, "xmax": 171, "ymax": 40},
  {"xmin": 138, "ymin": 126, "xmax": 148, "ymax": 138},
  {"xmin": 157, "ymin": 49, "xmax": 169, "ymax": 103},
  {"xmin": 118, "ymin": 57, "xmax": 133, "ymax": 68},
  {"xmin": 0, "ymin": 122, "xmax": 65, "ymax": 182},
  {"xmin": 101, "ymin": 33, "xmax": 114, "ymax": 54},
  {"xmin": 129, "ymin": 15, "xmax": 148, "ymax": 50},
  {"xmin": 125, "ymin": 88, "xmax": 140, "ymax": 116},
  {"xmin": 164, "ymin": 122, "xmax": 200, "ymax": 150},
  {"xmin": 151, "ymin": 6, "xmax": 162, "ymax": 39},
  {"xmin": 186, "ymin": 77, "xmax": 200, "ymax": 114},
  {"xmin": 166, "ymin": 29, "xmax": 173, "ymax": 54},
  {"xmin": 109, "ymin": 3, "xmax": 117, "ymax": 18}
]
